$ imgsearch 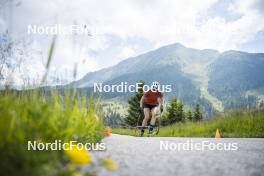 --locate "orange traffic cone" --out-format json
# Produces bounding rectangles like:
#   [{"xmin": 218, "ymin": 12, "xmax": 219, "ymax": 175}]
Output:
[
  {"xmin": 106, "ymin": 127, "xmax": 111, "ymax": 137},
  {"xmin": 215, "ymin": 128, "xmax": 221, "ymax": 138}
]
